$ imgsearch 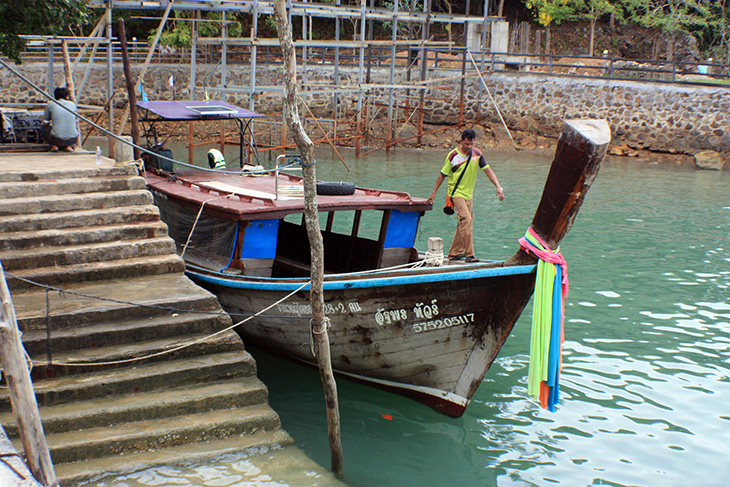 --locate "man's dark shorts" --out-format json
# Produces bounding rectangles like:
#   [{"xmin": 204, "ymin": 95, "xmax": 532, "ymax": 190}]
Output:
[{"xmin": 41, "ymin": 123, "xmax": 76, "ymax": 149}]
